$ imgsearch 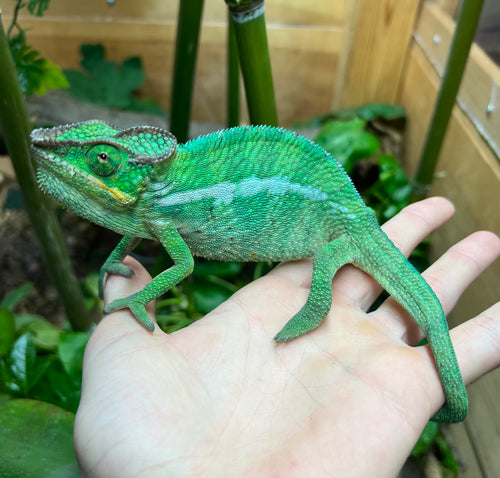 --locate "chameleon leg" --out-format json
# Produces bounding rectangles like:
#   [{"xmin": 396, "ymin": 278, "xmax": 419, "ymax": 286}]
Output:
[
  {"xmin": 104, "ymin": 225, "xmax": 194, "ymax": 332},
  {"xmin": 99, "ymin": 236, "xmax": 142, "ymax": 299},
  {"xmin": 274, "ymin": 236, "xmax": 353, "ymax": 342}
]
